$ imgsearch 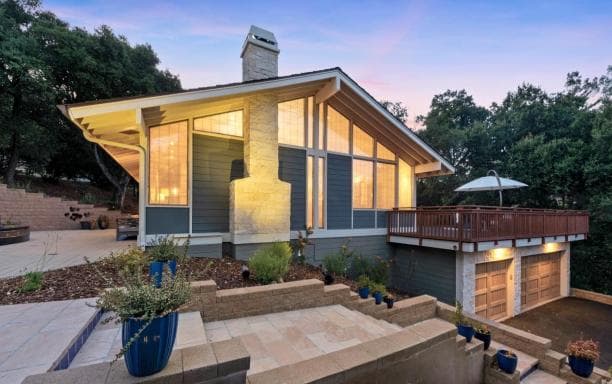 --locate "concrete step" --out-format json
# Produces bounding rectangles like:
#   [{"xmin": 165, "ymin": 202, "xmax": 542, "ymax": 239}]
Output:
[
  {"xmin": 521, "ymin": 369, "xmax": 567, "ymax": 384},
  {"xmin": 347, "ymin": 308, "xmax": 402, "ymax": 335},
  {"xmin": 70, "ymin": 311, "xmax": 206, "ymax": 368},
  {"xmin": 491, "ymin": 340, "xmax": 539, "ymax": 379}
]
